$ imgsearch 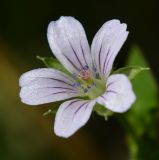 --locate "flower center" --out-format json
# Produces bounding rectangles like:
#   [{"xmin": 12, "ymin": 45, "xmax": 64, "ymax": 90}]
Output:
[
  {"xmin": 79, "ymin": 68, "xmax": 91, "ymax": 81},
  {"xmin": 72, "ymin": 65, "xmax": 106, "ymax": 99}
]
